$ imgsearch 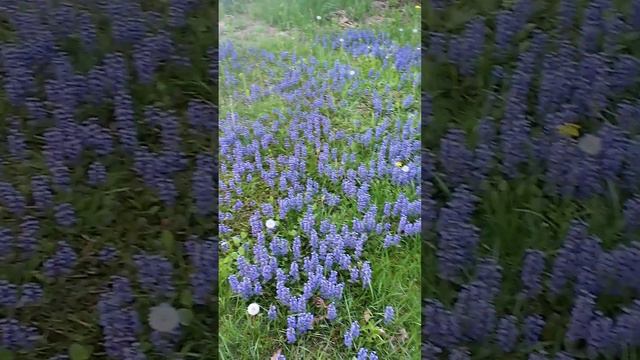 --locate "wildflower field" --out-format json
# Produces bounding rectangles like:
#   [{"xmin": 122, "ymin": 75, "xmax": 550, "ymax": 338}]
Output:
[
  {"xmin": 219, "ymin": 1, "xmax": 421, "ymax": 359},
  {"xmin": 424, "ymin": 0, "xmax": 640, "ymax": 359},
  {"xmin": 0, "ymin": 1, "xmax": 216, "ymax": 359}
]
